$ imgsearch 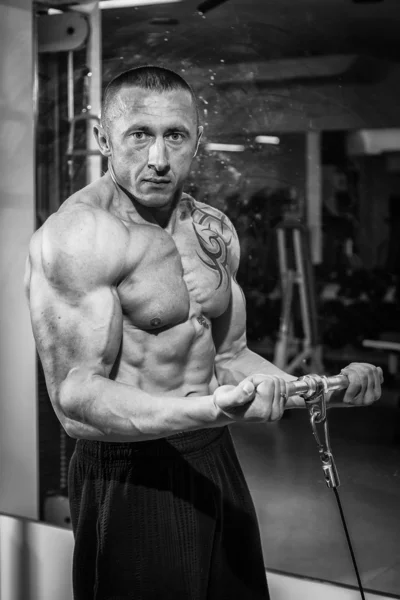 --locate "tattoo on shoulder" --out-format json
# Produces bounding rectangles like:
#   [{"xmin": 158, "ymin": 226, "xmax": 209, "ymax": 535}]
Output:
[{"xmin": 190, "ymin": 205, "xmax": 237, "ymax": 290}]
